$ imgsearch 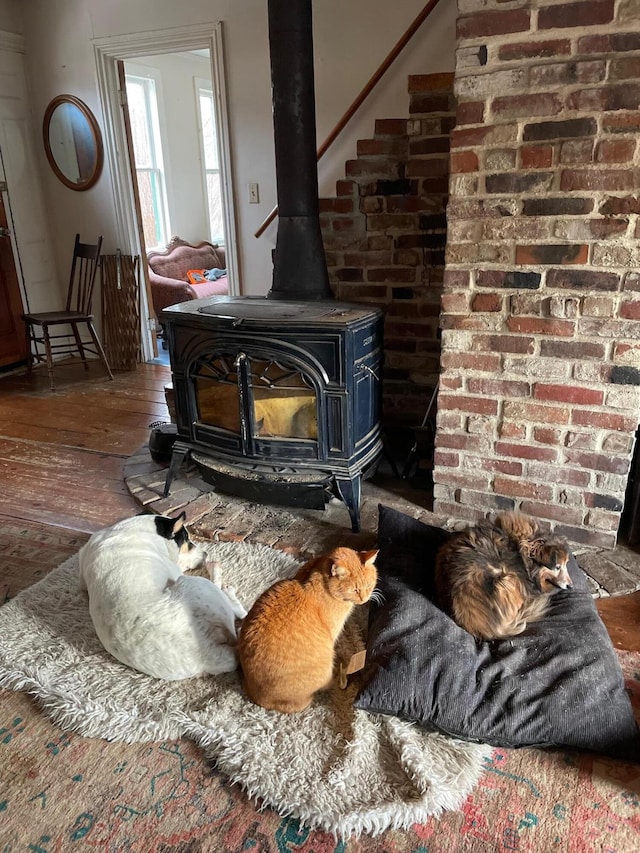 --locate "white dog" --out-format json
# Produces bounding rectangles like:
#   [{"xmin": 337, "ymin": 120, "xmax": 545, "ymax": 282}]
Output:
[{"xmin": 78, "ymin": 512, "xmax": 247, "ymax": 680}]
